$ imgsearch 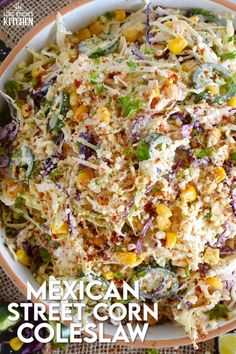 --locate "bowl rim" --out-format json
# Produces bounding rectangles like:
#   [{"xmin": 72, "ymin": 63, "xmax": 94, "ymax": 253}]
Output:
[{"xmin": 0, "ymin": 0, "xmax": 236, "ymax": 348}]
